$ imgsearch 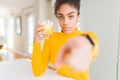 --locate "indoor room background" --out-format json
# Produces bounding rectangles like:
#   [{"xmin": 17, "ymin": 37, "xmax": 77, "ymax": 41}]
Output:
[{"xmin": 0, "ymin": 0, "xmax": 120, "ymax": 80}]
